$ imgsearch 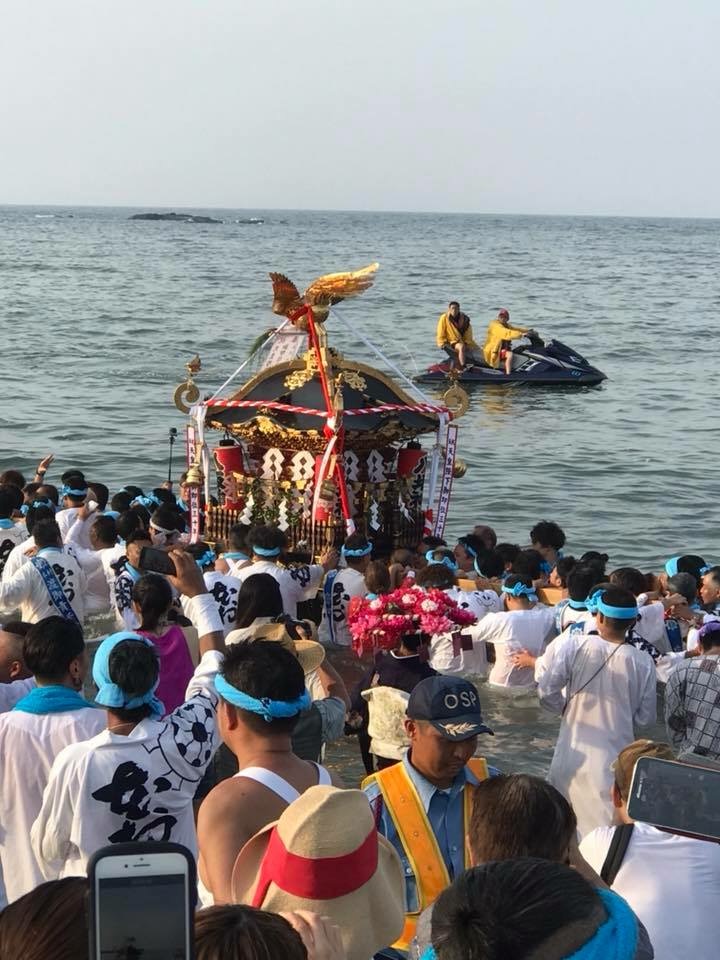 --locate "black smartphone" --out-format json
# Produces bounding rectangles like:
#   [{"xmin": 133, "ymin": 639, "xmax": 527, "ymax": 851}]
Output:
[
  {"xmin": 627, "ymin": 756, "xmax": 720, "ymax": 841},
  {"xmin": 139, "ymin": 546, "xmax": 177, "ymax": 577},
  {"xmin": 88, "ymin": 841, "xmax": 195, "ymax": 960}
]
